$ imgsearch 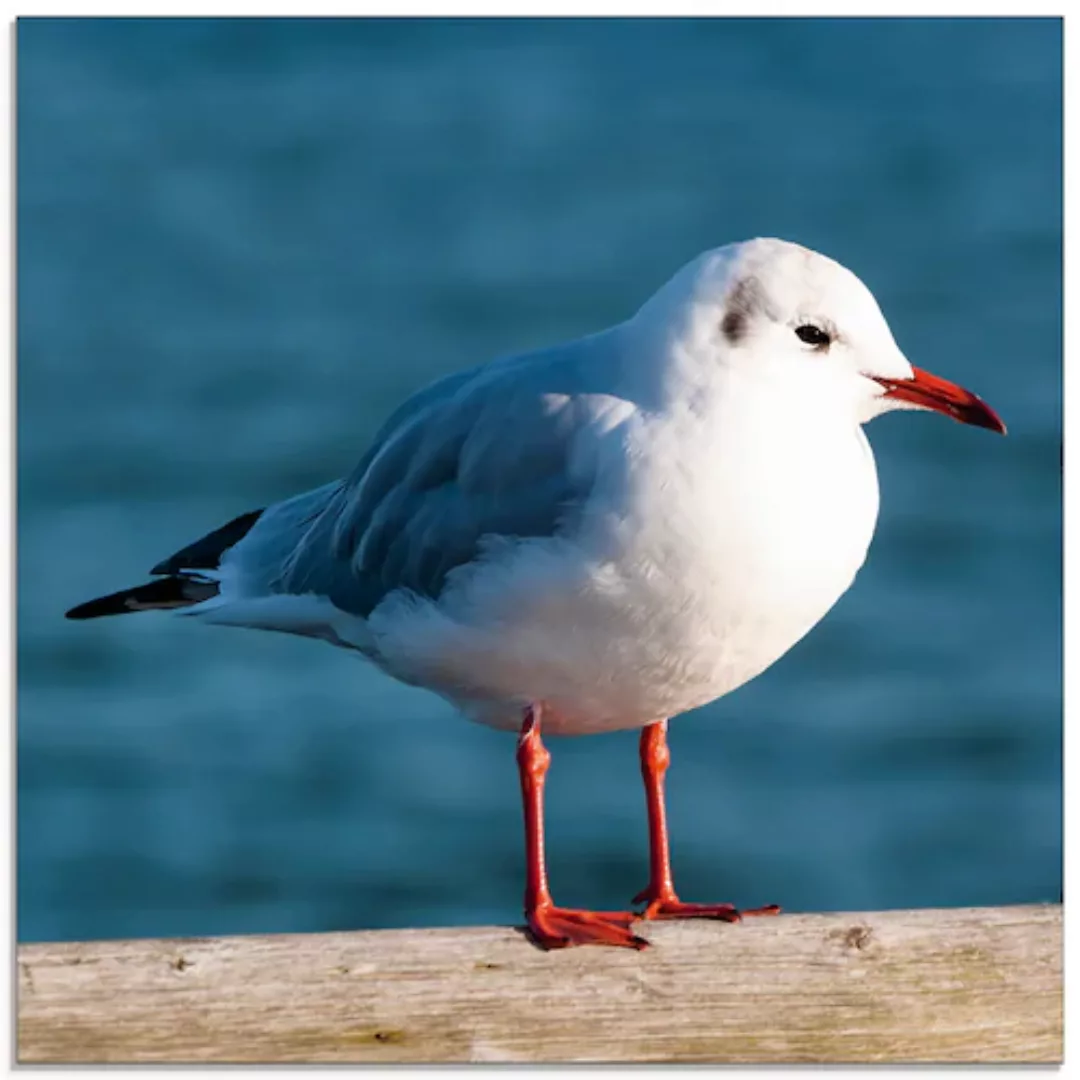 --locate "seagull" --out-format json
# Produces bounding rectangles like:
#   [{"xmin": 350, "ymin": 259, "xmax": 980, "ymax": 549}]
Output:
[{"xmin": 67, "ymin": 238, "xmax": 1005, "ymax": 950}]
